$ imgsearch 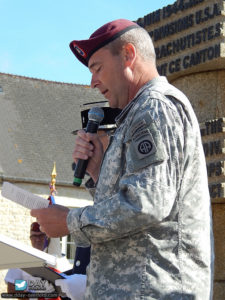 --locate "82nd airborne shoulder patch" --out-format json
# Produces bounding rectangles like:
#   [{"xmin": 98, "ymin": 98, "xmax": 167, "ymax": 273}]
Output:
[
  {"xmin": 126, "ymin": 113, "xmax": 167, "ymax": 171},
  {"xmin": 132, "ymin": 127, "xmax": 156, "ymax": 159}
]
